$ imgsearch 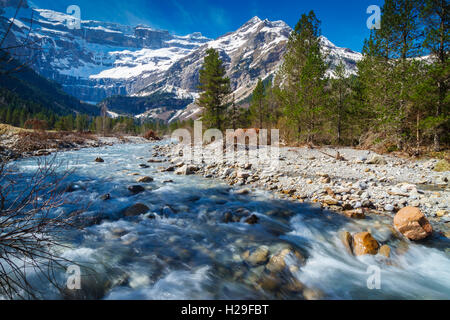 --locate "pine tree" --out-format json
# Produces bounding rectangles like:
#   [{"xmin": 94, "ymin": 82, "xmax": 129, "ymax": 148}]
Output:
[
  {"xmin": 75, "ymin": 114, "xmax": 89, "ymax": 132},
  {"xmin": 250, "ymin": 79, "xmax": 265, "ymax": 129},
  {"xmin": 229, "ymin": 94, "xmax": 238, "ymax": 130},
  {"xmin": 358, "ymin": 0, "xmax": 427, "ymax": 150},
  {"xmin": 330, "ymin": 60, "xmax": 351, "ymax": 144},
  {"xmin": 197, "ymin": 48, "xmax": 231, "ymax": 131},
  {"xmin": 279, "ymin": 11, "xmax": 328, "ymax": 143},
  {"xmin": 421, "ymin": 0, "xmax": 449, "ymax": 150}
]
